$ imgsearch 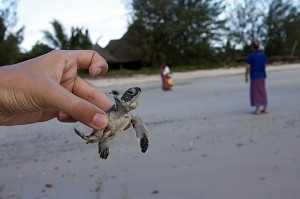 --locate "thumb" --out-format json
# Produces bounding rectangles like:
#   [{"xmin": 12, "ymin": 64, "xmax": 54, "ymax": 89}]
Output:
[{"xmin": 46, "ymin": 85, "xmax": 108, "ymax": 129}]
